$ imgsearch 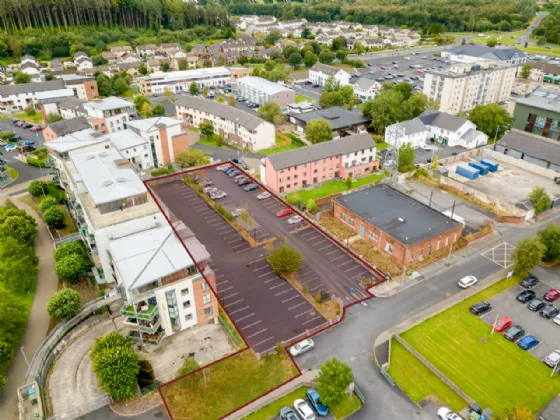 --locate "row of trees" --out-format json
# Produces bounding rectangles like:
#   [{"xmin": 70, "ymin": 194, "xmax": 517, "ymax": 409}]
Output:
[
  {"xmin": 533, "ymin": 4, "xmax": 560, "ymax": 45},
  {"xmin": 512, "ymin": 221, "xmax": 559, "ymax": 277}
]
